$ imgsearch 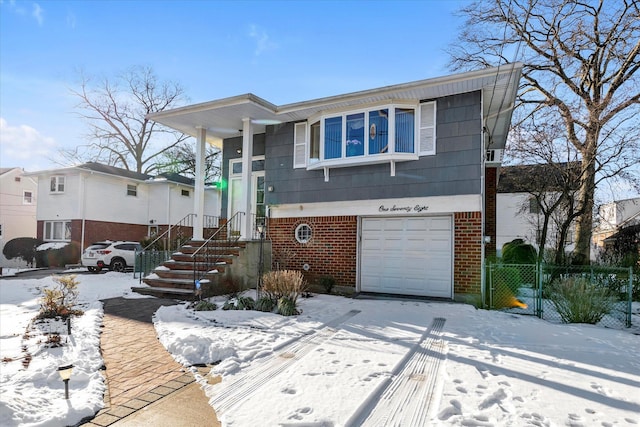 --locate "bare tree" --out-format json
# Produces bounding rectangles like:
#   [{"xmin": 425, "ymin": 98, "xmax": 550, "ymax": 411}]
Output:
[
  {"xmin": 507, "ymin": 110, "xmax": 583, "ymax": 264},
  {"xmin": 451, "ymin": 0, "xmax": 640, "ymax": 264},
  {"xmin": 64, "ymin": 66, "xmax": 190, "ymax": 174},
  {"xmin": 156, "ymin": 141, "xmax": 222, "ymax": 183}
]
